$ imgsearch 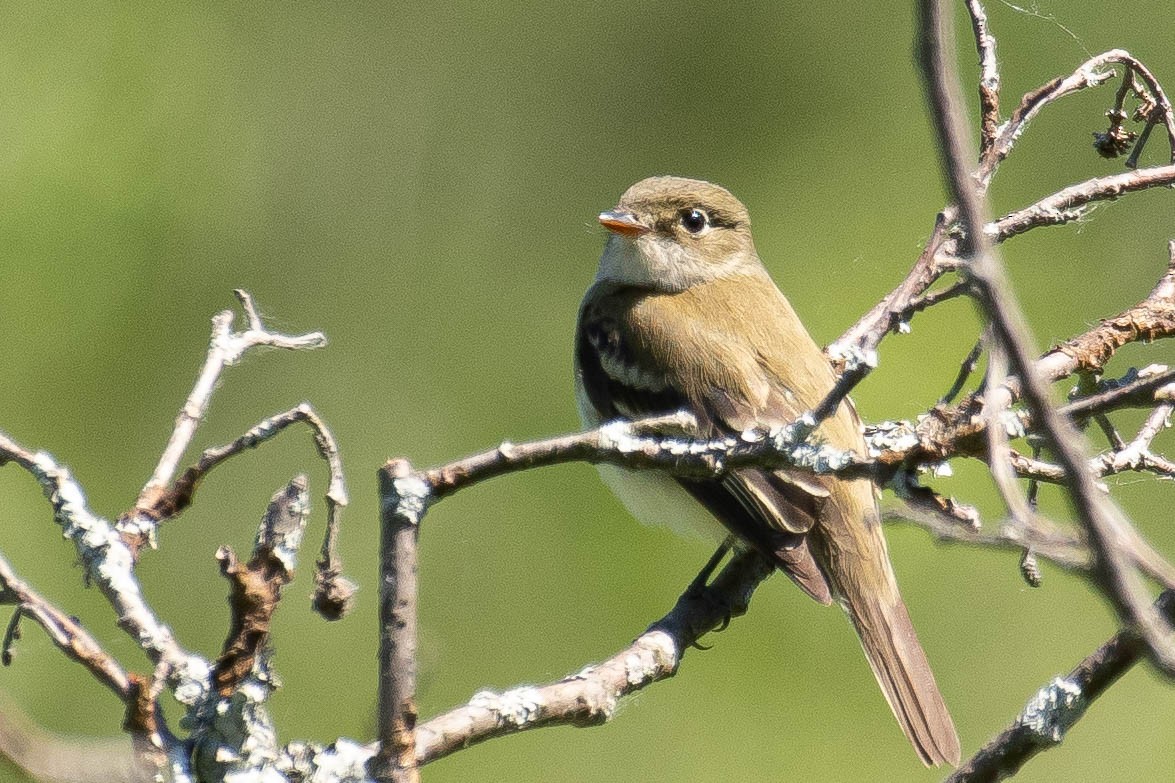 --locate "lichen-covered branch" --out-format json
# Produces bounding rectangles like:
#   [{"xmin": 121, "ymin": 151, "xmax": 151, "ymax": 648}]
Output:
[
  {"xmin": 191, "ymin": 477, "xmax": 319, "ymax": 783},
  {"xmin": 0, "ymin": 554, "xmax": 131, "ymax": 701},
  {"xmin": 1, "ymin": 294, "xmax": 348, "ymax": 783},
  {"xmin": 947, "ymin": 590, "xmax": 1175, "ymax": 782},
  {"xmin": 916, "ymin": 0, "xmax": 1175, "ymax": 674},
  {"xmin": 213, "ymin": 476, "xmax": 312, "ymax": 696},
  {"xmin": 0, "ymin": 430, "xmax": 212, "ymax": 708},
  {"xmin": 413, "ymin": 550, "xmax": 773, "ymax": 765},
  {"xmin": 371, "ymin": 461, "xmax": 423, "ymax": 783}
]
